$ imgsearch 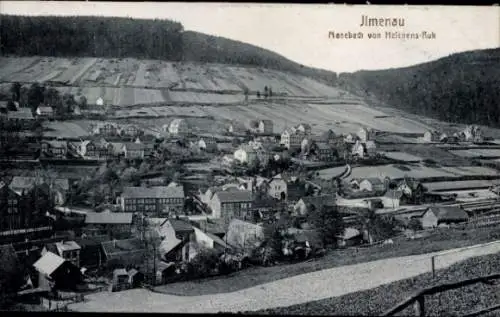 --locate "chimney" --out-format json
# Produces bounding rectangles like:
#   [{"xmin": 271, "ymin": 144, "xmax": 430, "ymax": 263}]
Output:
[{"xmin": 113, "ymin": 239, "xmax": 116, "ymax": 248}]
